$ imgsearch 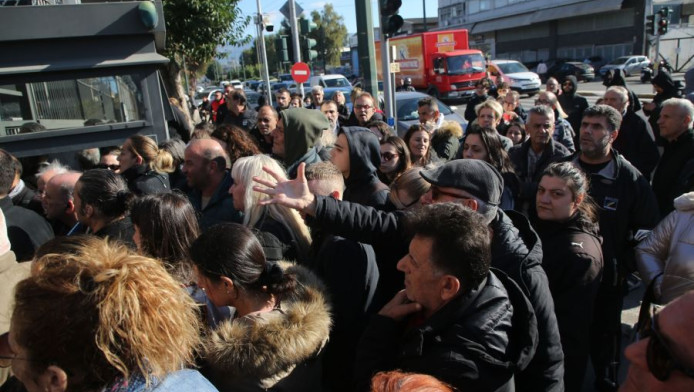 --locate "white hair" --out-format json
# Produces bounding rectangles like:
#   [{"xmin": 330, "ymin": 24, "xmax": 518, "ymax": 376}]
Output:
[{"xmin": 662, "ymin": 98, "xmax": 694, "ymax": 128}]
